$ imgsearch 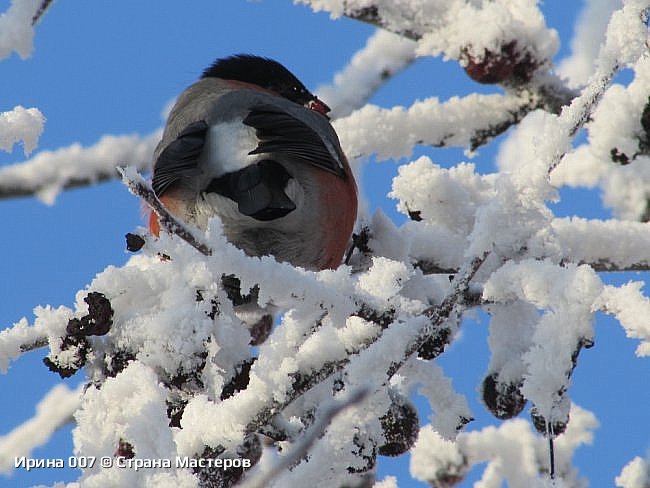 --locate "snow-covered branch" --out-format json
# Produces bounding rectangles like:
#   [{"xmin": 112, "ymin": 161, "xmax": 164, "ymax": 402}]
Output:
[
  {"xmin": 0, "ymin": 0, "xmax": 41, "ymax": 60},
  {"xmin": 0, "ymin": 383, "xmax": 82, "ymax": 473},
  {"xmin": 336, "ymin": 91, "xmax": 536, "ymax": 159},
  {"xmin": 316, "ymin": 30, "xmax": 417, "ymax": 119},
  {"xmin": 300, "ymin": 0, "xmax": 576, "ymax": 112},
  {"xmin": 0, "ymin": 131, "xmax": 160, "ymax": 203}
]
